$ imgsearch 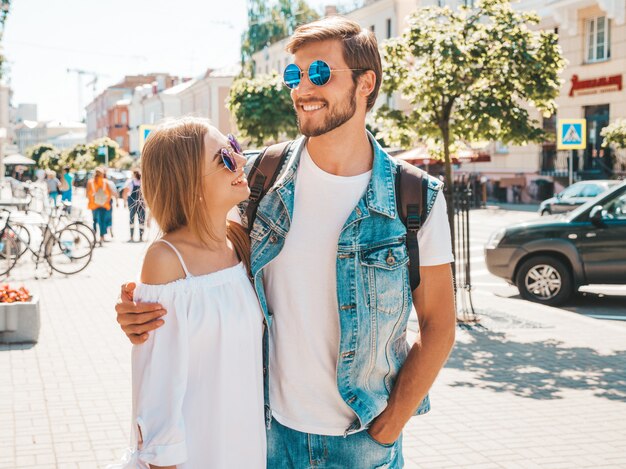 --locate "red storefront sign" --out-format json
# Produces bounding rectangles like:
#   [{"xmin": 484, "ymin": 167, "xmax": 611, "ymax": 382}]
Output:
[{"xmin": 569, "ymin": 74, "xmax": 623, "ymax": 97}]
